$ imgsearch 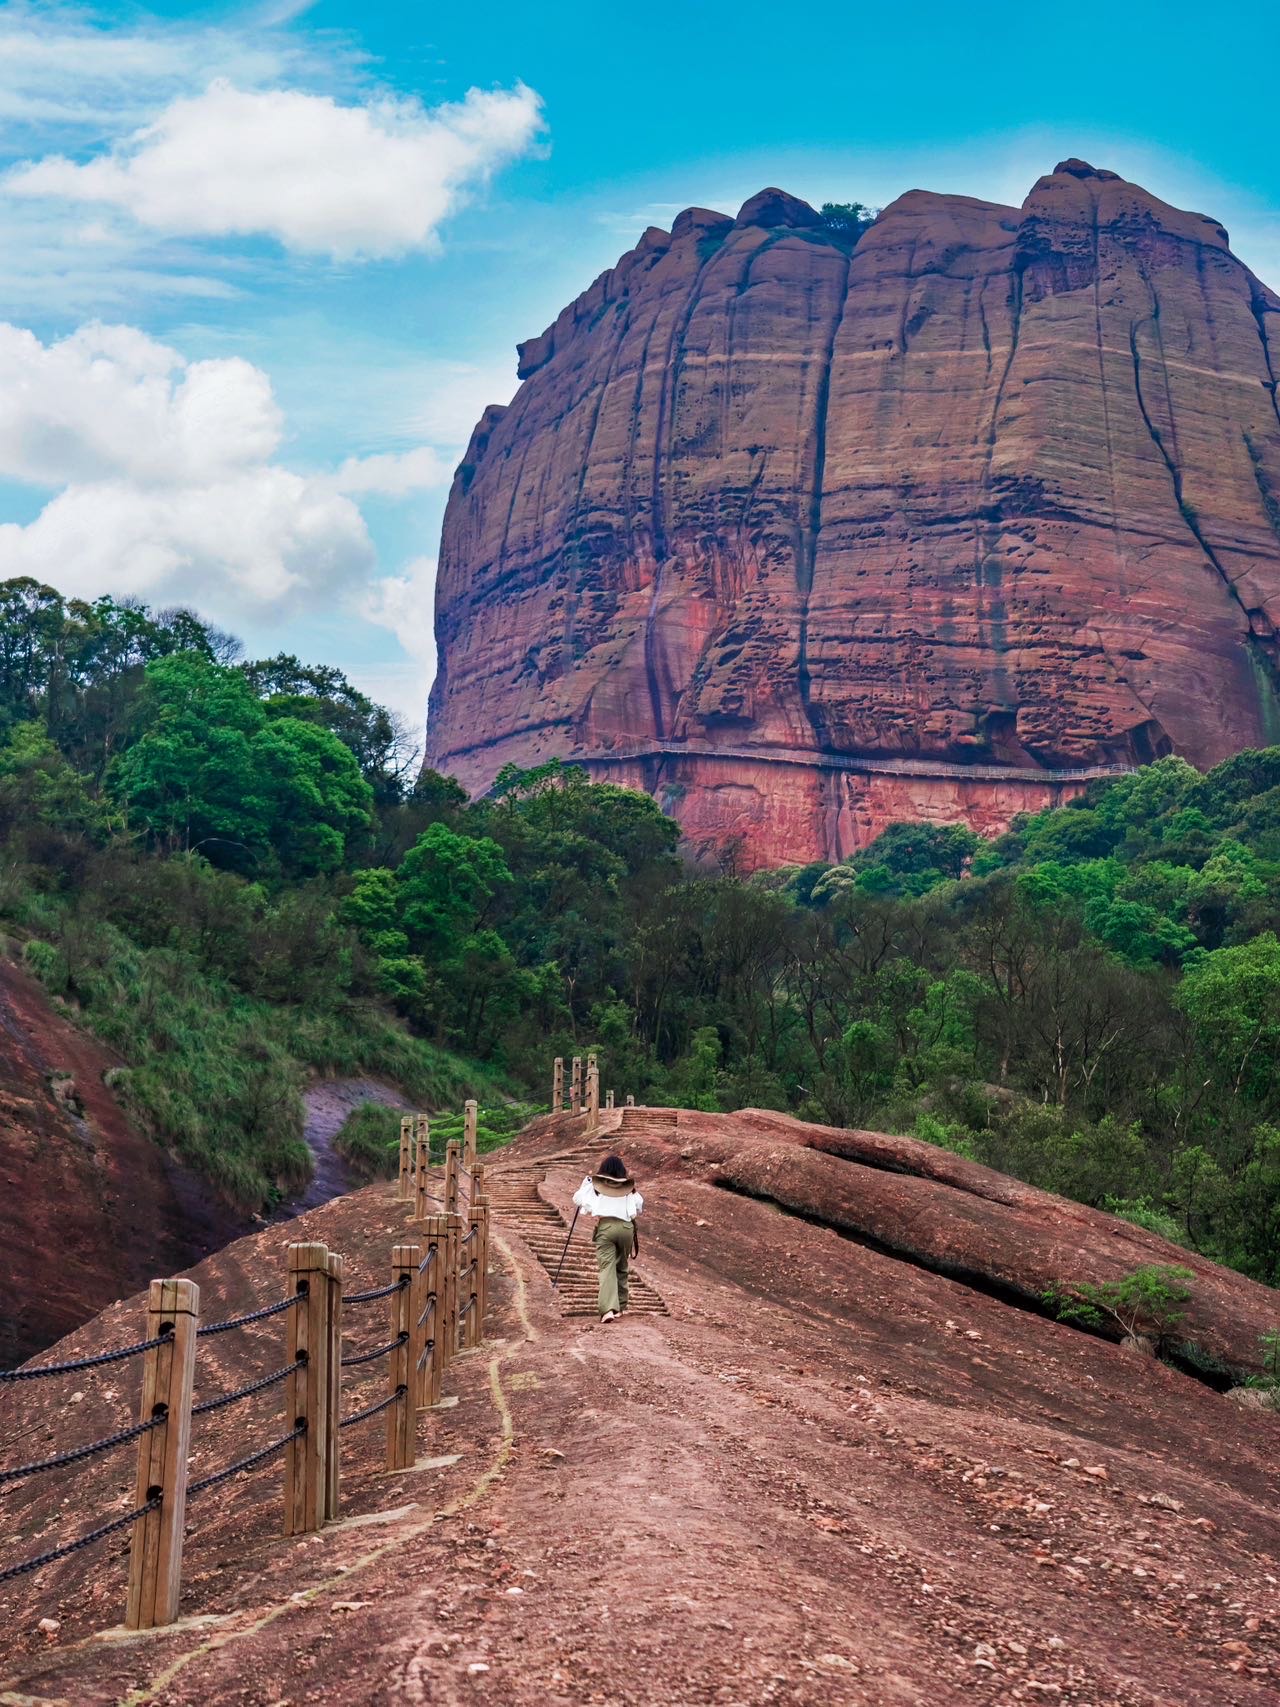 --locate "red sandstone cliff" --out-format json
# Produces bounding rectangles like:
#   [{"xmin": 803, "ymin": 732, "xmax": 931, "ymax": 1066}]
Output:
[{"xmin": 427, "ymin": 161, "xmax": 1280, "ymax": 866}]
